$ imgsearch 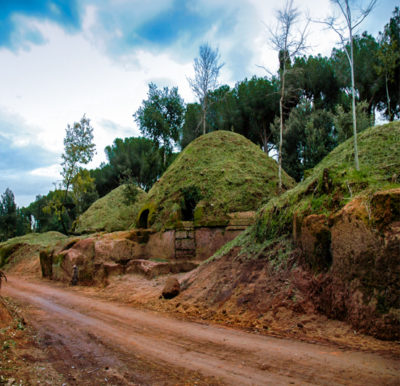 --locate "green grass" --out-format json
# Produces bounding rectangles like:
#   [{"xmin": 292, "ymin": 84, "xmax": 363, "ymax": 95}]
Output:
[
  {"xmin": 137, "ymin": 130, "xmax": 295, "ymax": 231},
  {"xmin": 204, "ymin": 122, "xmax": 400, "ymax": 264},
  {"xmin": 0, "ymin": 231, "xmax": 67, "ymax": 268},
  {"xmin": 0, "ymin": 231, "xmax": 67, "ymax": 249},
  {"xmin": 253, "ymin": 121, "xmax": 400, "ymax": 242},
  {"xmin": 73, "ymin": 185, "xmax": 147, "ymax": 234}
]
